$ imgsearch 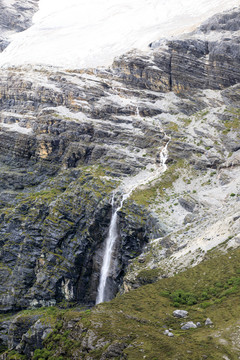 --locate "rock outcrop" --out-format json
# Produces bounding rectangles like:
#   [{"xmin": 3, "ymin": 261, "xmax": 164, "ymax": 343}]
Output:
[{"xmin": 113, "ymin": 8, "xmax": 240, "ymax": 93}]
